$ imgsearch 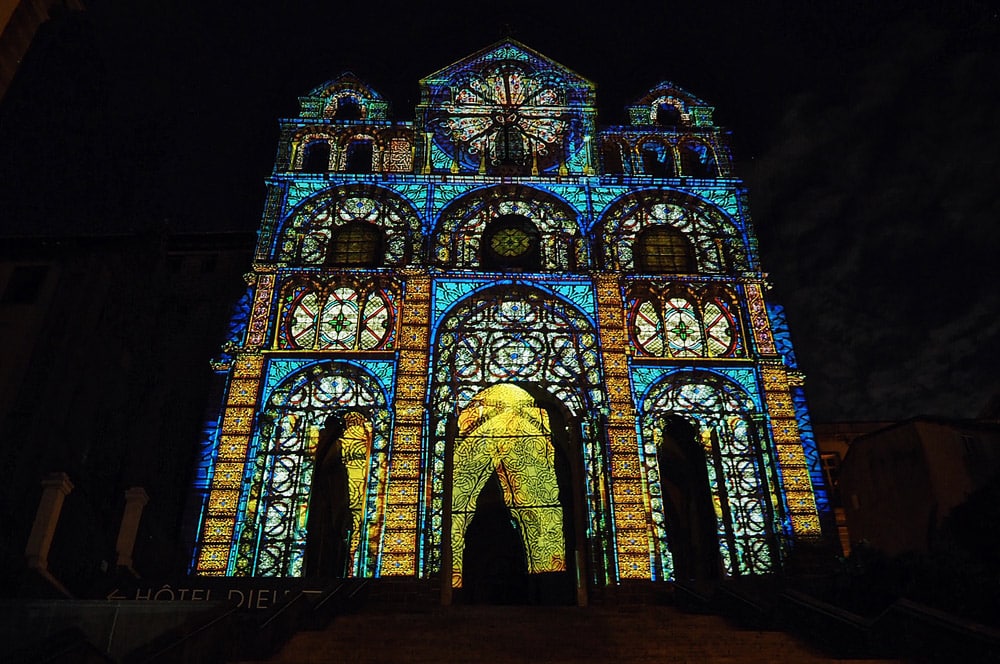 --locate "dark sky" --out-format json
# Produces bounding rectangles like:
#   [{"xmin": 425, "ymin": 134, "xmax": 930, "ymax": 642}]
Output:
[{"xmin": 2, "ymin": 1, "xmax": 998, "ymax": 422}]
